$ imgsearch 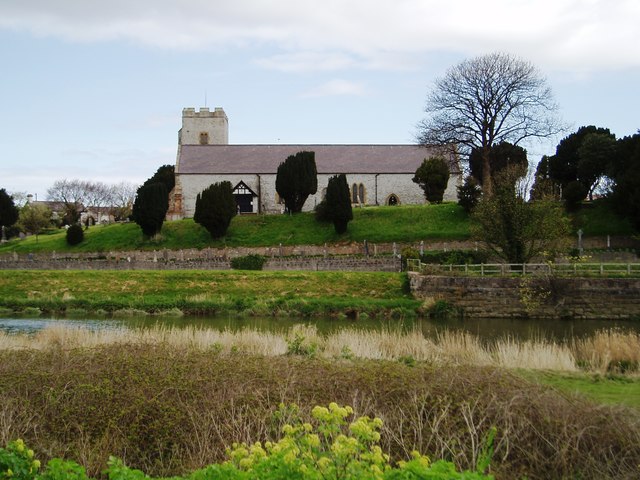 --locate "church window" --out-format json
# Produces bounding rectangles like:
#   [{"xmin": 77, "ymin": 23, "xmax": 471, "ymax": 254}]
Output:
[
  {"xmin": 199, "ymin": 132, "xmax": 209, "ymax": 145},
  {"xmin": 387, "ymin": 194, "xmax": 399, "ymax": 206},
  {"xmin": 351, "ymin": 183, "xmax": 366, "ymax": 204}
]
